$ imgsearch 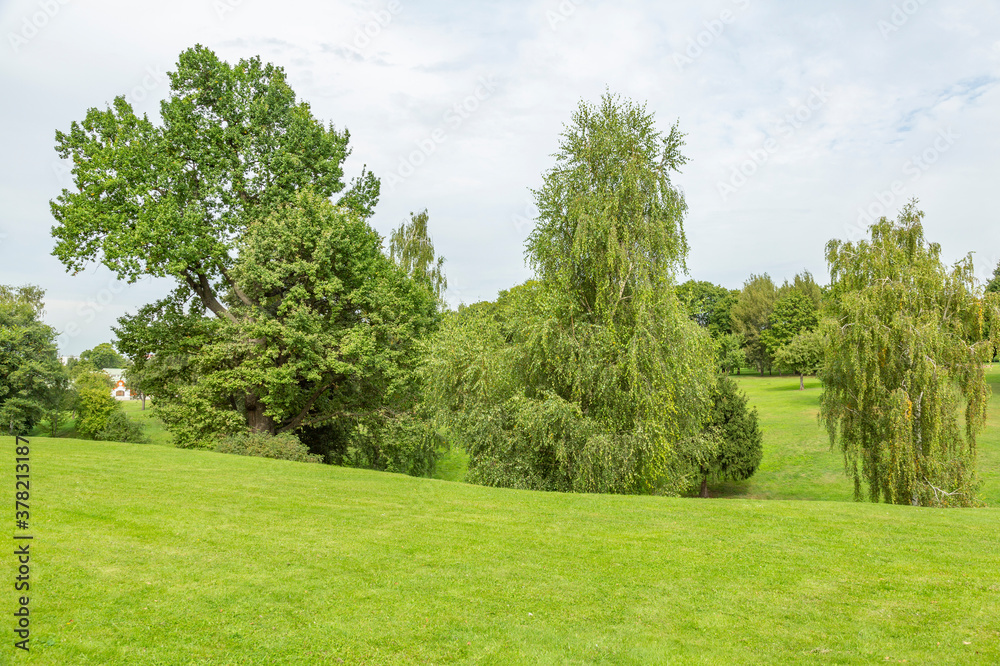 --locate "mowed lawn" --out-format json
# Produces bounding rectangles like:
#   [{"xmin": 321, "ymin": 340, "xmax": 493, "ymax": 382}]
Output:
[
  {"xmin": 716, "ymin": 365, "xmax": 1000, "ymax": 505},
  {"xmin": 3, "ymin": 436, "xmax": 999, "ymax": 664}
]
